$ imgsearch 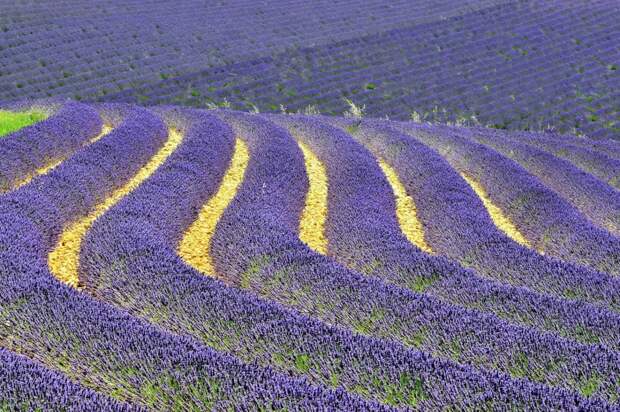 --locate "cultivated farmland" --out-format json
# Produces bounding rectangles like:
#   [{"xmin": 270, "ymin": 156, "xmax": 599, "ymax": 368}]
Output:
[
  {"xmin": 1, "ymin": 0, "xmax": 618, "ymax": 138},
  {"xmin": 1, "ymin": 0, "xmax": 619, "ymax": 410},
  {"xmin": 0, "ymin": 100, "xmax": 618, "ymax": 409}
]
